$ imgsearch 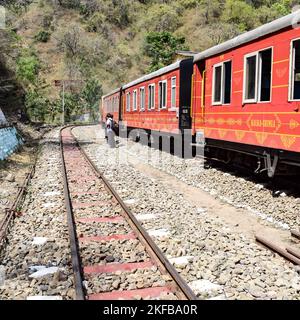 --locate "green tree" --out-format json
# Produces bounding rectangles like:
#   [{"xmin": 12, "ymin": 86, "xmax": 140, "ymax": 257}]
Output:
[
  {"xmin": 81, "ymin": 78, "xmax": 102, "ymax": 121},
  {"xmin": 25, "ymin": 88, "xmax": 49, "ymax": 122},
  {"xmin": 222, "ymin": 0, "xmax": 258, "ymax": 31},
  {"xmin": 144, "ymin": 32, "xmax": 188, "ymax": 72}
]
